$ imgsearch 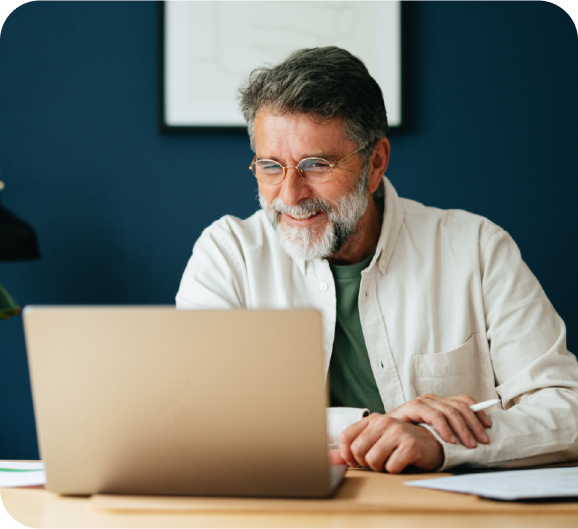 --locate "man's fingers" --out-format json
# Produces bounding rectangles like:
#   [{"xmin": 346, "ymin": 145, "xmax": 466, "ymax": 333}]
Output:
[
  {"xmin": 388, "ymin": 402, "xmax": 458, "ymax": 444},
  {"xmin": 430, "ymin": 401, "xmax": 479, "ymax": 448},
  {"xmin": 390, "ymin": 394, "xmax": 492, "ymax": 448},
  {"xmin": 384, "ymin": 426, "xmax": 444, "ymax": 474},
  {"xmin": 446, "ymin": 394, "xmax": 493, "ymax": 428},
  {"xmin": 340, "ymin": 414, "xmax": 403, "ymax": 468},
  {"xmin": 354, "ymin": 420, "xmax": 414, "ymax": 472},
  {"xmin": 338, "ymin": 394, "xmax": 494, "ymax": 475},
  {"xmin": 362, "ymin": 422, "xmax": 405, "ymax": 471},
  {"xmin": 347, "ymin": 415, "xmax": 396, "ymax": 468},
  {"xmin": 446, "ymin": 401, "xmax": 490, "ymax": 445},
  {"xmin": 383, "ymin": 440, "xmax": 417, "ymax": 474},
  {"xmin": 362, "ymin": 423, "xmax": 444, "ymax": 474},
  {"xmin": 447, "ymin": 394, "xmax": 476, "ymax": 407},
  {"xmin": 328, "ymin": 449, "xmax": 346, "ymax": 465},
  {"xmin": 340, "ymin": 416, "xmax": 446, "ymax": 474},
  {"xmin": 475, "ymin": 409, "xmax": 493, "ymax": 428},
  {"xmin": 422, "ymin": 397, "xmax": 489, "ymax": 447},
  {"xmin": 339, "ymin": 416, "xmax": 370, "ymax": 467}
]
